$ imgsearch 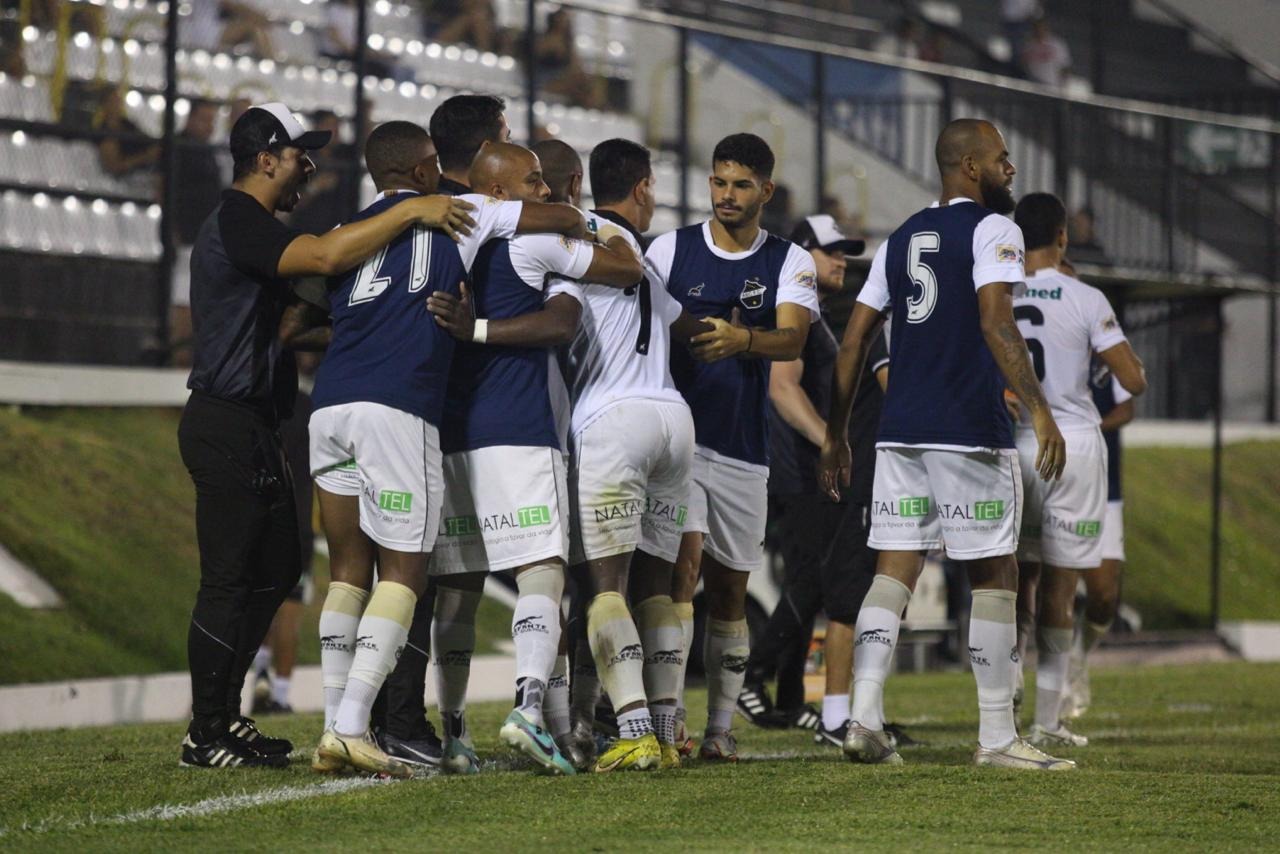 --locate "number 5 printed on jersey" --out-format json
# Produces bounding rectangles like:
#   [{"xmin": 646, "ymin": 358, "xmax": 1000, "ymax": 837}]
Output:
[
  {"xmin": 348, "ymin": 227, "xmax": 432, "ymax": 305},
  {"xmin": 906, "ymin": 231, "xmax": 940, "ymax": 323}
]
